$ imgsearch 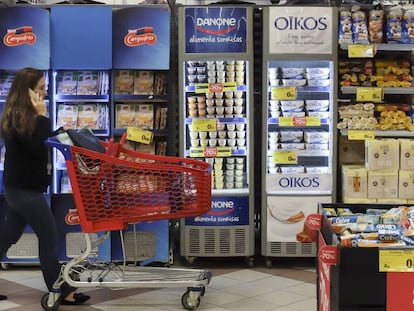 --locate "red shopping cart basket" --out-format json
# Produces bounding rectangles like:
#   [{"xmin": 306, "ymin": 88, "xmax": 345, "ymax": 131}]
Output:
[{"xmin": 48, "ymin": 138, "xmax": 212, "ymax": 233}]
